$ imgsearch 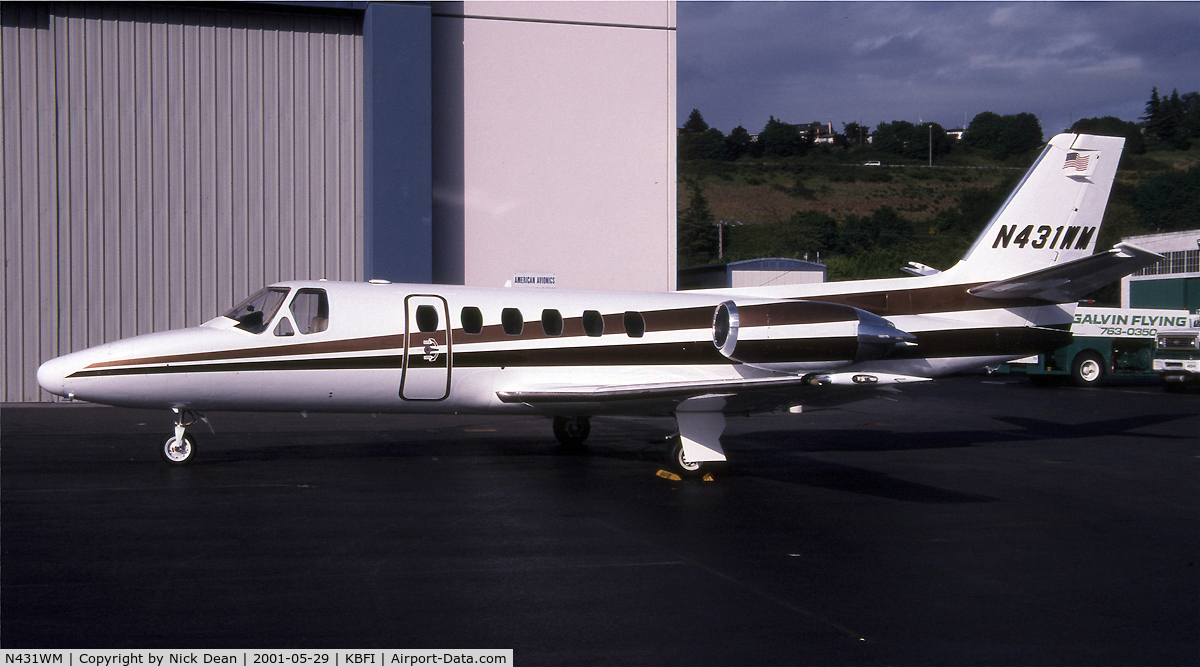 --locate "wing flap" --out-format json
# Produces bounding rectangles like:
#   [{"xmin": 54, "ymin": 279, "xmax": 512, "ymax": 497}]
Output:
[
  {"xmin": 968, "ymin": 242, "xmax": 1162, "ymax": 302},
  {"xmin": 496, "ymin": 372, "xmax": 930, "ymax": 405}
]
